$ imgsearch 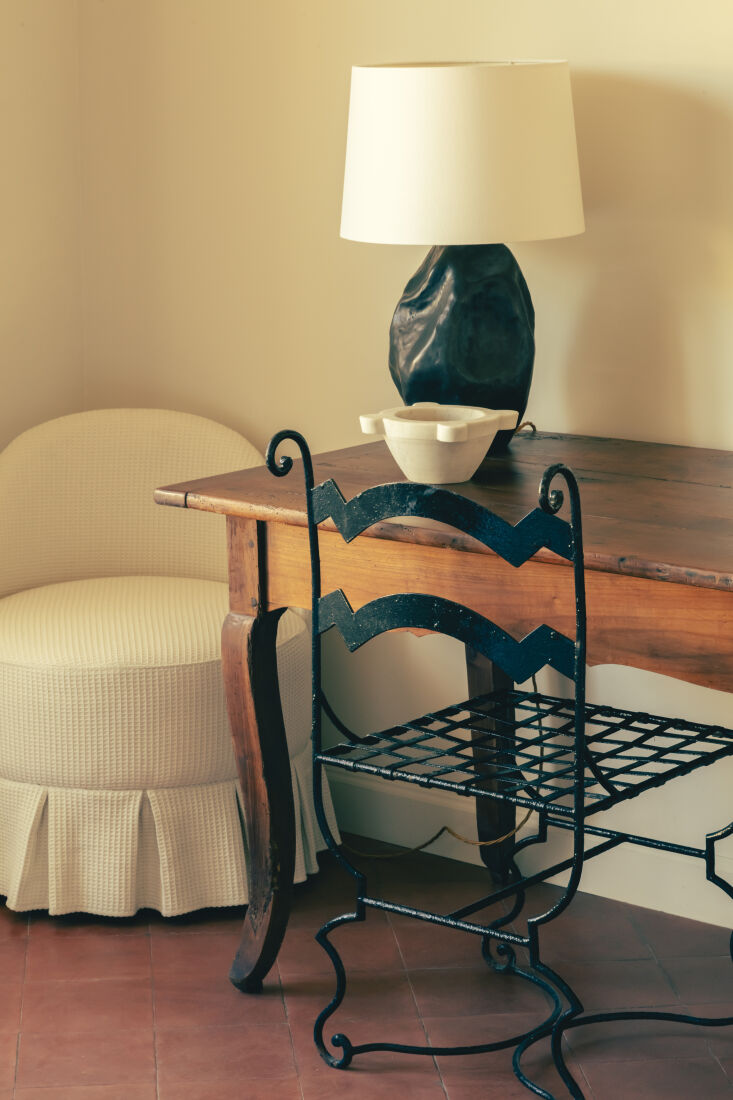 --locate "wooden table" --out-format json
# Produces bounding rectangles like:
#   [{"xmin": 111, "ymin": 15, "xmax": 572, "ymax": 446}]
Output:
[{"xmin": 155, "ymin": 431, "xmax": 732, "ymax": 992}]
